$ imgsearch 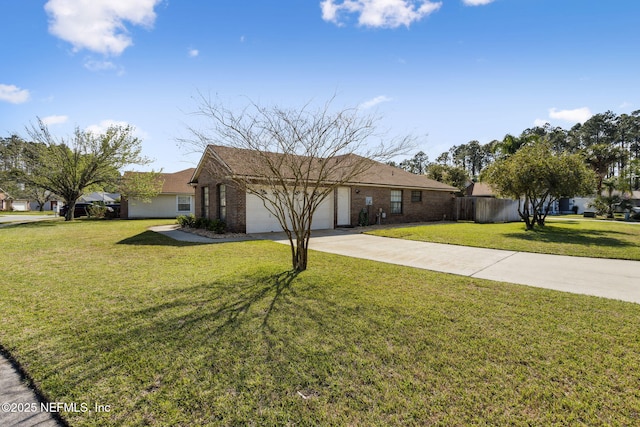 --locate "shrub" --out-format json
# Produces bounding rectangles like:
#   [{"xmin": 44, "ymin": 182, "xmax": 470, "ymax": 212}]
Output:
[
  {"xmin": 206, "ymin": 219, "xmax": 226, "ymax": 234},
  {"xmin": 194, "ymin": 217, "xmax": 209, "ymax": 229},
  {"xmin": 177, "ymin": 215, "xmax": 226, "ymax": 233},
  {"xmin": 176, "ymin": 214, "xmax": 196, "ymax": 228},
  {"xmin": 87, "ymin": 204, "xmax": 107, "ymax": 219}
]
